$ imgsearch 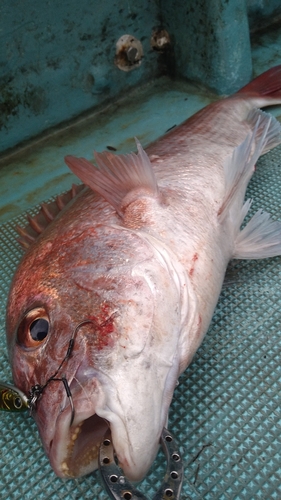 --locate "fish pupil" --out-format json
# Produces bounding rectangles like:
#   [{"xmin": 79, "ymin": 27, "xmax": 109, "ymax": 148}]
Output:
[
  {"xmin": 14, "ymin": 397, "xmax": 22, "ymax": 409},
  {"xmin": 30, "ymin": 318, "xmax": 49, "ymax": 341}
]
